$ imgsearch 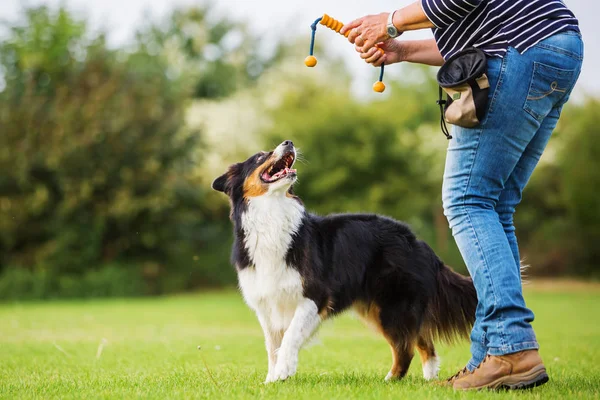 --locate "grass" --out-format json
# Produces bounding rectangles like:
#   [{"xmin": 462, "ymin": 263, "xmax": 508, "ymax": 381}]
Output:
[{"xmin": 1, "ymin": 281, "xmax": 599, "ymax": 399}]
